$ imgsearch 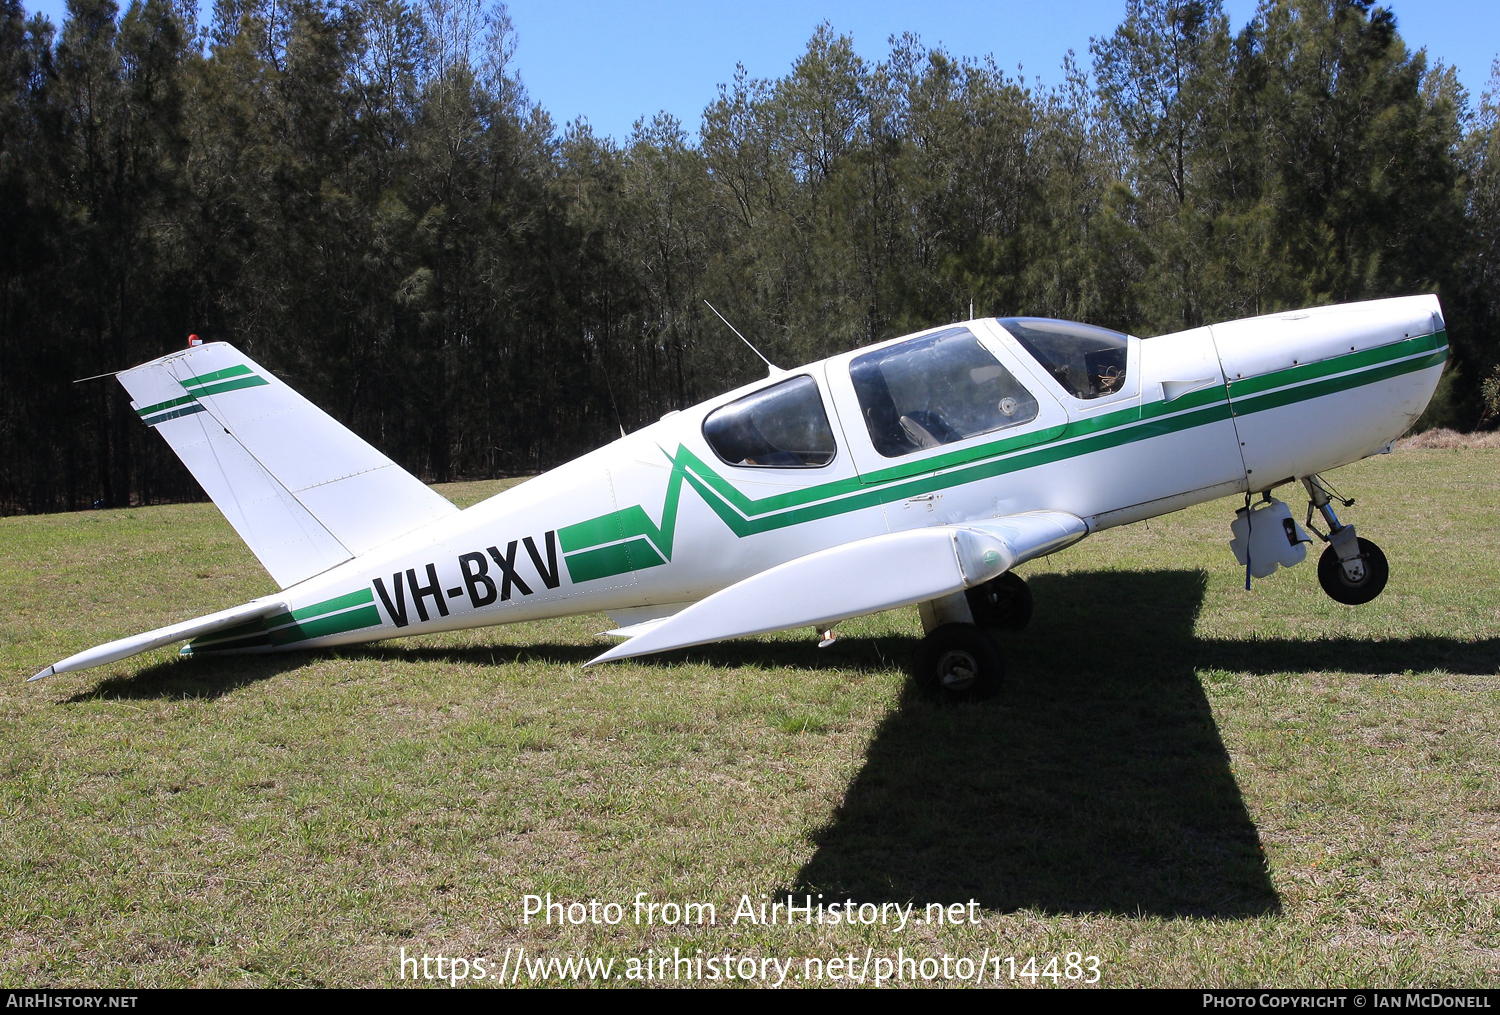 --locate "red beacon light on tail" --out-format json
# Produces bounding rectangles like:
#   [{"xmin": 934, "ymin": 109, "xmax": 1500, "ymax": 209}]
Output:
[{"xmin": 187, "ymin": 334, "xmax": 203, "ymax": 348}]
